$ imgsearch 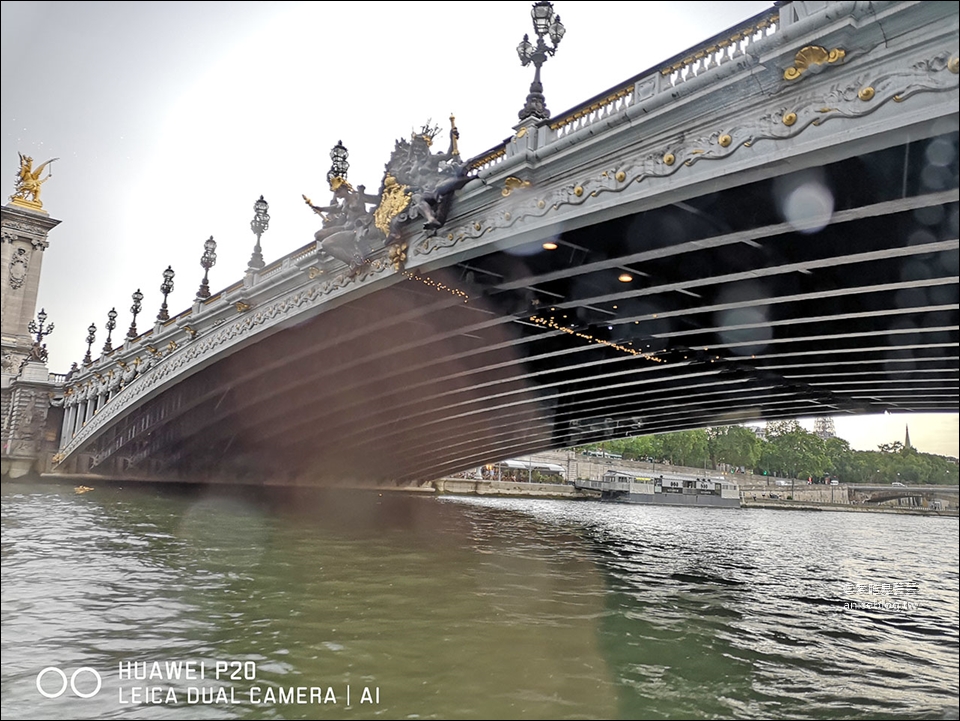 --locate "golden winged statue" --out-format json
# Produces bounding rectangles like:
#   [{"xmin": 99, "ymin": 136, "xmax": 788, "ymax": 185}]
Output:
[{"xmin": 11, "ymin": 152, "xmax": 58, "ymax": 208}]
